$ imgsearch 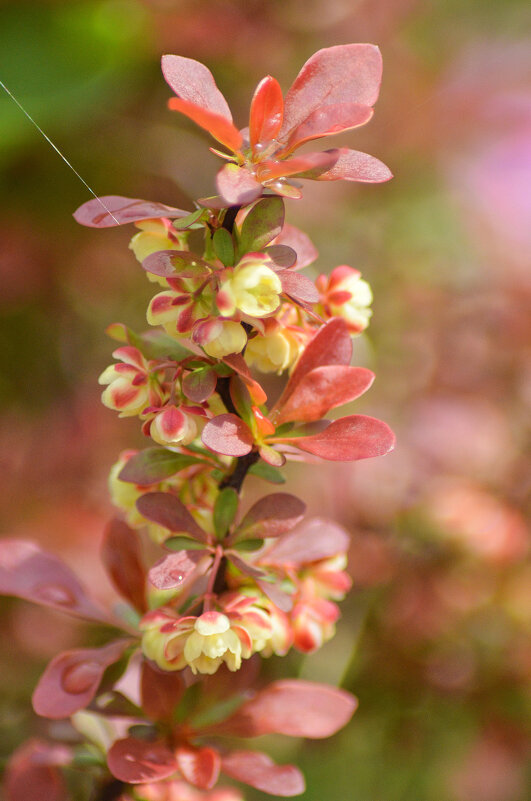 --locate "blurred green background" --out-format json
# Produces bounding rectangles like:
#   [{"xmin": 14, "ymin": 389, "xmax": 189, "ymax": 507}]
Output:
[{"xmin": 1, "ymin": 1, "xmax": 530, "ymax": 799}]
